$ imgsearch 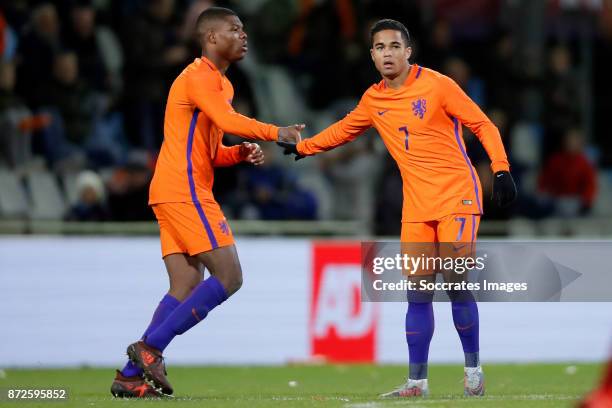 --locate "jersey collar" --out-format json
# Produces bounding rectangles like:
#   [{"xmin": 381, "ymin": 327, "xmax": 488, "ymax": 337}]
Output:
[
  {"xmin": 403, "ymin": 64, "xmax": 420, "ymax": 87},
  {"xmin": 200, "ymin": 56, "xmax": 219, "ymax": 71},
  {"xmin": 381, "ymin": 64, "xmax": 420, "ymax": 90}
]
